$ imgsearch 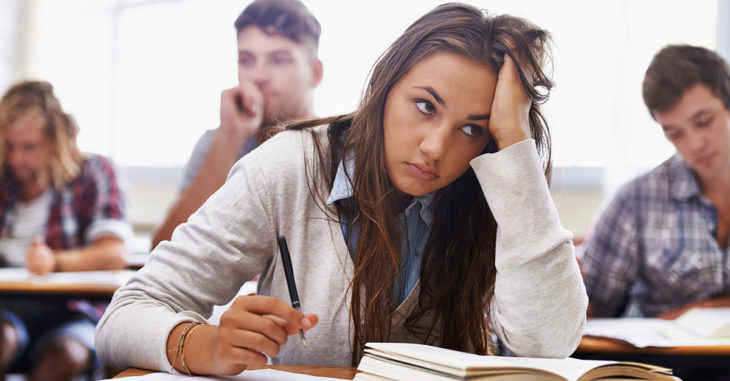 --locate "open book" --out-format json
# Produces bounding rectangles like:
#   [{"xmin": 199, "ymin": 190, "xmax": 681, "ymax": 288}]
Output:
[{"xmin": 354, "ymin": 342, "xmax": 675, "ymax": 381}]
